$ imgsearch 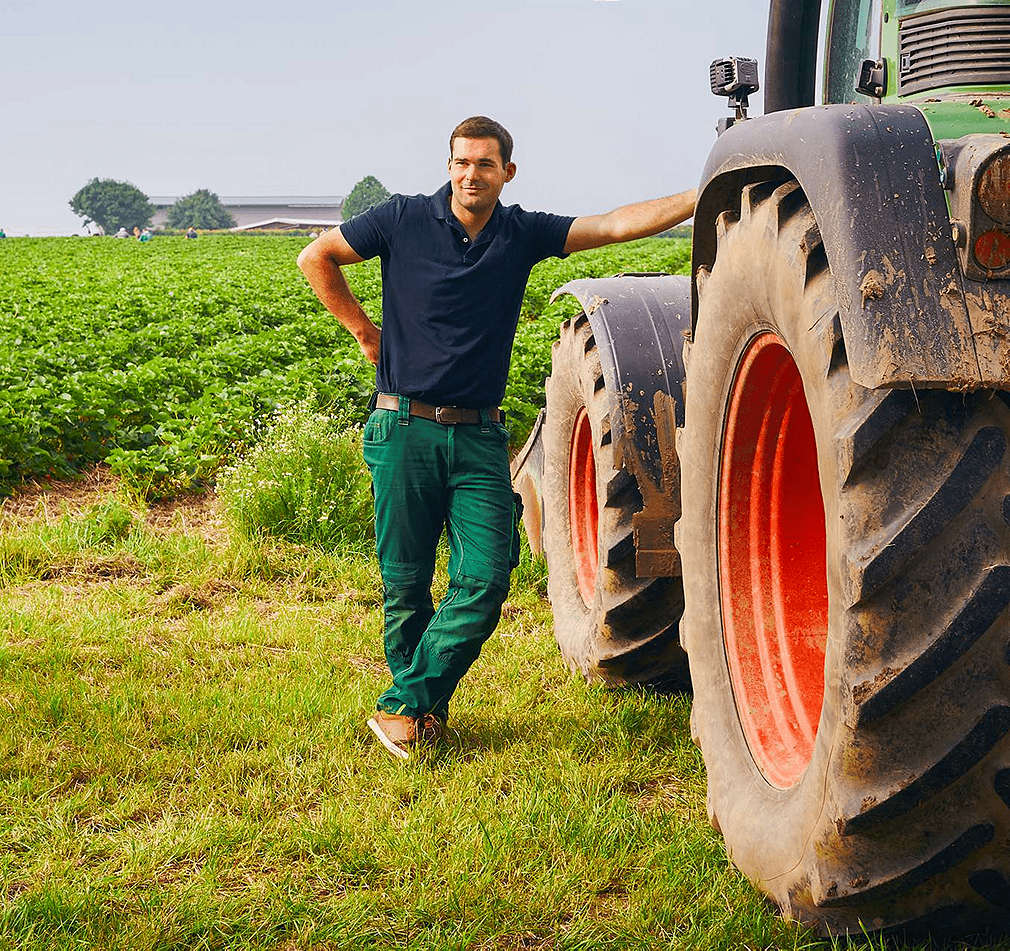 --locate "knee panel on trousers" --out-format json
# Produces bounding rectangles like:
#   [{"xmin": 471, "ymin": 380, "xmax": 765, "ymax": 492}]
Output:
[{"xmin": 379, "ymin": 560, "xmax": 435, "ymax": 592}]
